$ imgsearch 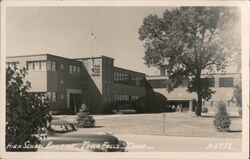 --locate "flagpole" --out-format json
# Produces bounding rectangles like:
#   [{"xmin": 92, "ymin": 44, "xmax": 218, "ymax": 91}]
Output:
[{"xmin": 91, "ymin": 38, "xmax": 93, "ymax": 58}]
